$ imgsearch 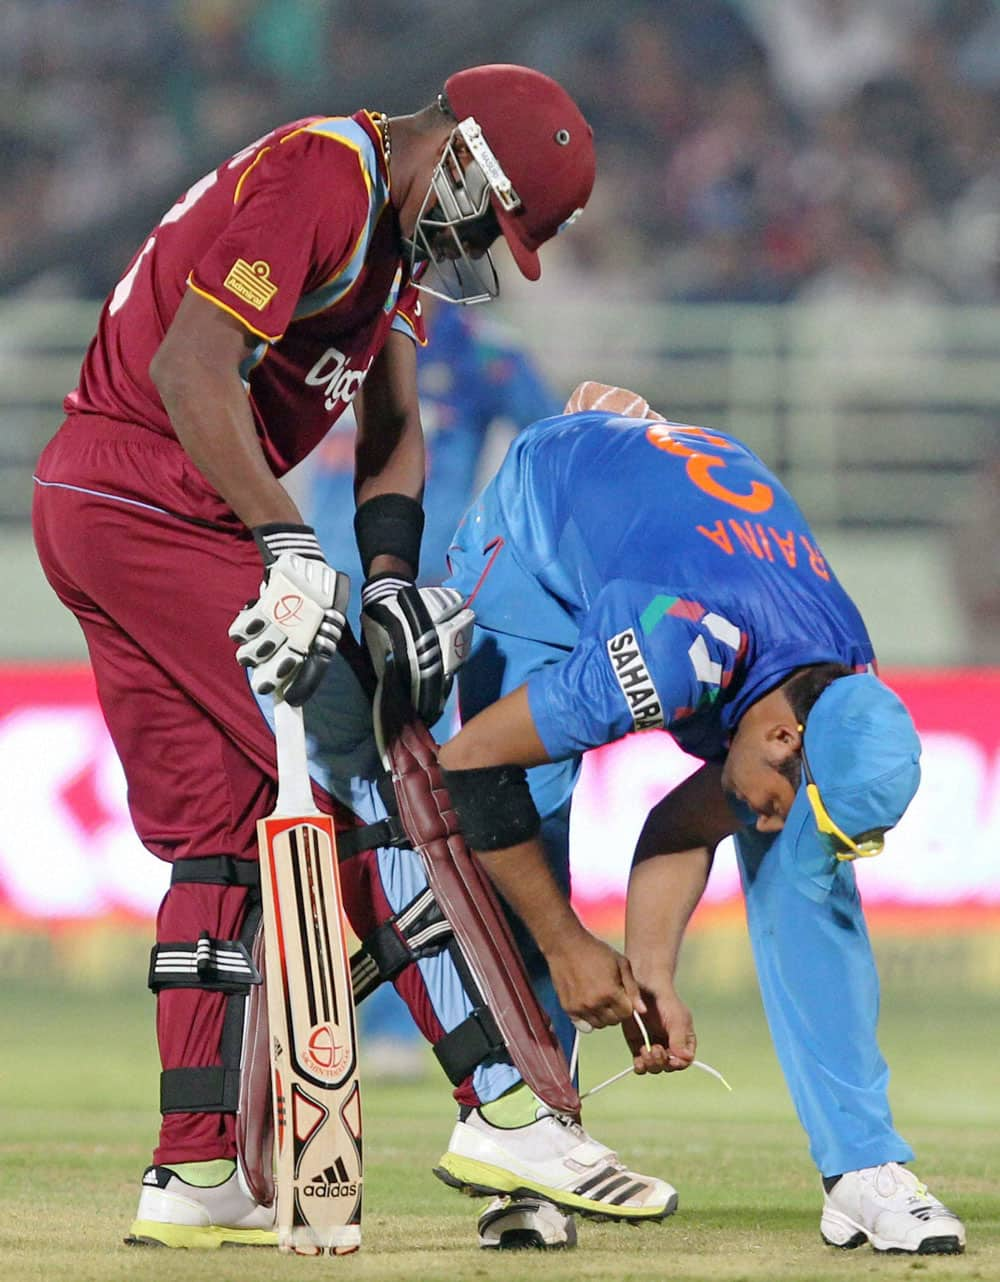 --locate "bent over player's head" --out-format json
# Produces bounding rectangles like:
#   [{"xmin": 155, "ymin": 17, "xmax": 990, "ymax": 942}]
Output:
[
  {"xmin": 401, "ymin": 64, "xmax": 596, "ymax": 305},
  {"xmin": 722, "ymin": 668, "xmax": 921, "ymax": 848}
]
